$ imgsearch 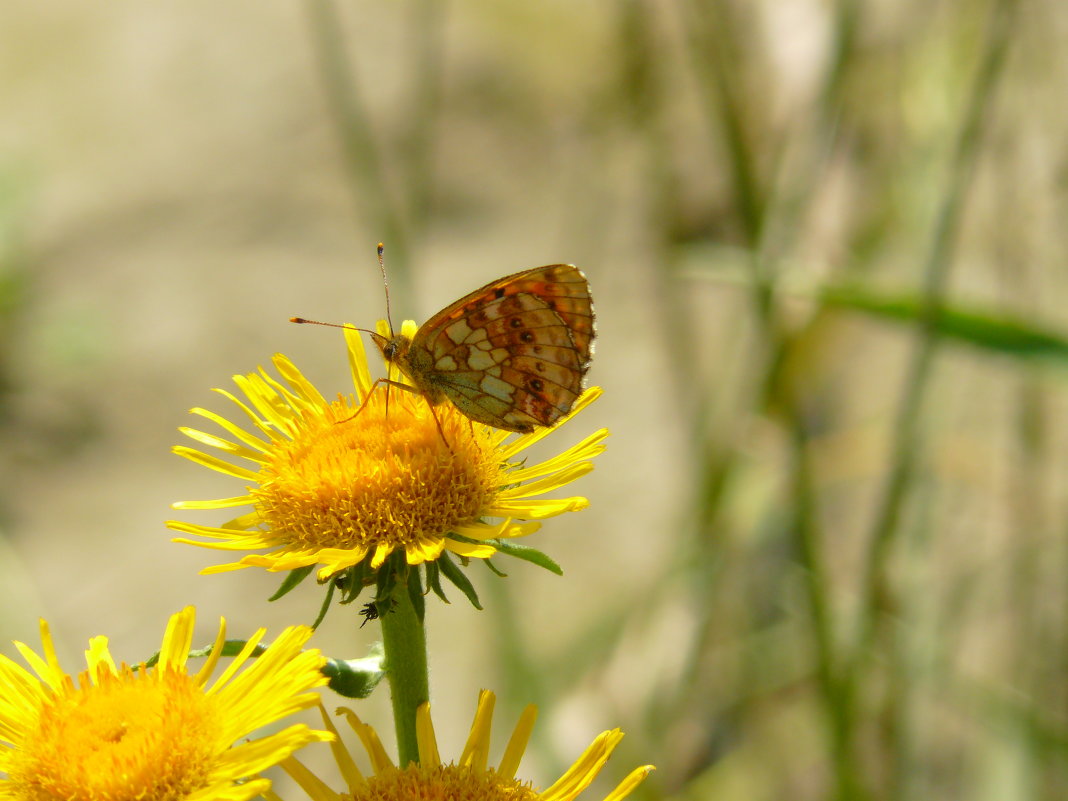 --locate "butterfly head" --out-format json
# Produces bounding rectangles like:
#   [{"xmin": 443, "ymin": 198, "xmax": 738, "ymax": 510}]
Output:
[{"xmin": 370, "ymin": 331, "xmax": 411, "ymax": 365}]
